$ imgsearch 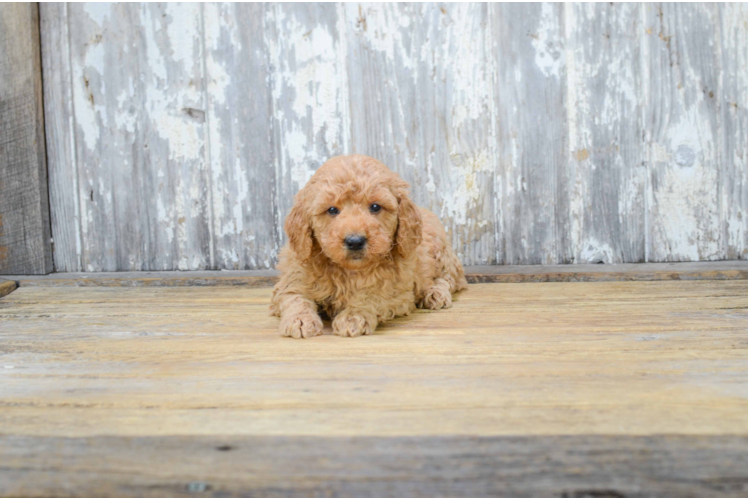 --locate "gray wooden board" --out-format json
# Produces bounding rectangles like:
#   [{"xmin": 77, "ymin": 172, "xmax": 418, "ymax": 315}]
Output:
[
  {"xmin": 493, "ymin": 3, "xmax": 568, "ymax": 266},
  {"xmin": 566, "ymin": 3, "xmax": 646, "ymax": 264},
  {"xmin": 345, "ymin": 4, "xmax": 498, "ymax": 265},
  {"xmin": 3, "ymin": 260, "xmax": 748, "ymax": 287},
  {"xmin": 204, "ymin": 3, "xmax": 279, "ymax": 270},
  {"xmin": 1, "ymin": 435, "xmax": 747, "ymax": 497},
  {"xmin": 267, "ymin": 3, "xmax": 350, "ymax": 253},
  {"xmin": 40, "ymin": 3, "xmax": 81, "ymax": 273},
  {"xmin": 39, "ymin": 3, "xmax": 748, "ymax": 271},
  {"xmin": 0, "ymin": 3, "xmax": 53, "ymax": 275},
  {"xmin": 721, "ymin": 4, "xmax": 748, "ymax": 260},
  {"xmin": 643, "ymin": 4, "xmax": 723, "ymax": 262},
  {"xmin": 66, "ymin": 3, "xmax": 211, "ymax": 272}
]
